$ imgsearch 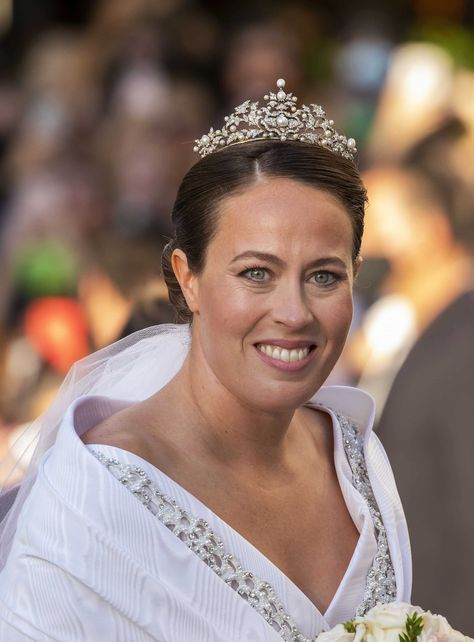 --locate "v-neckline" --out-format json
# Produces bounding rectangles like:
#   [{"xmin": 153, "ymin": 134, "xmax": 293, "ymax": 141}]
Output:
[{"xmin": 81, "ymin": 398, "xmax": 378, "ymax": 636}]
